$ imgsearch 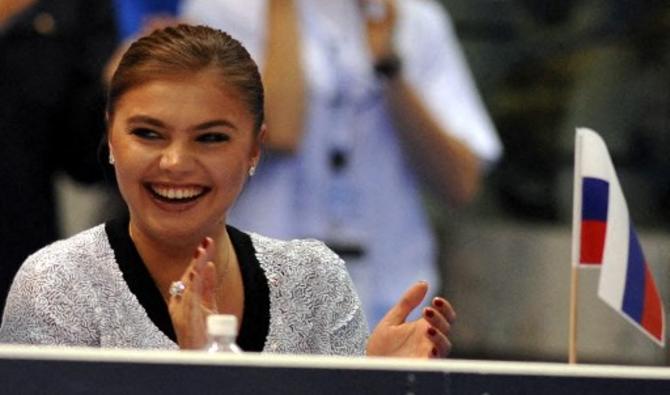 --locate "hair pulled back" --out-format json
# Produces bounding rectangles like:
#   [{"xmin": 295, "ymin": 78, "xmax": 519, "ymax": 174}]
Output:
[{"xmin": 108, "ymin": 24, "xmax": 264, "ymax": 131}]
